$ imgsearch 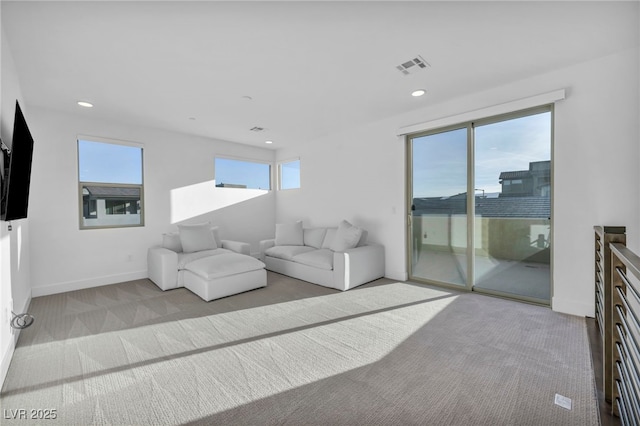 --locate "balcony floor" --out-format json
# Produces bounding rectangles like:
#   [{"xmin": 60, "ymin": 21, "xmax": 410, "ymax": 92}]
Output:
[{"xmin": 412, "ymin": 248, "xmax": 550, "ymax": 302}]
